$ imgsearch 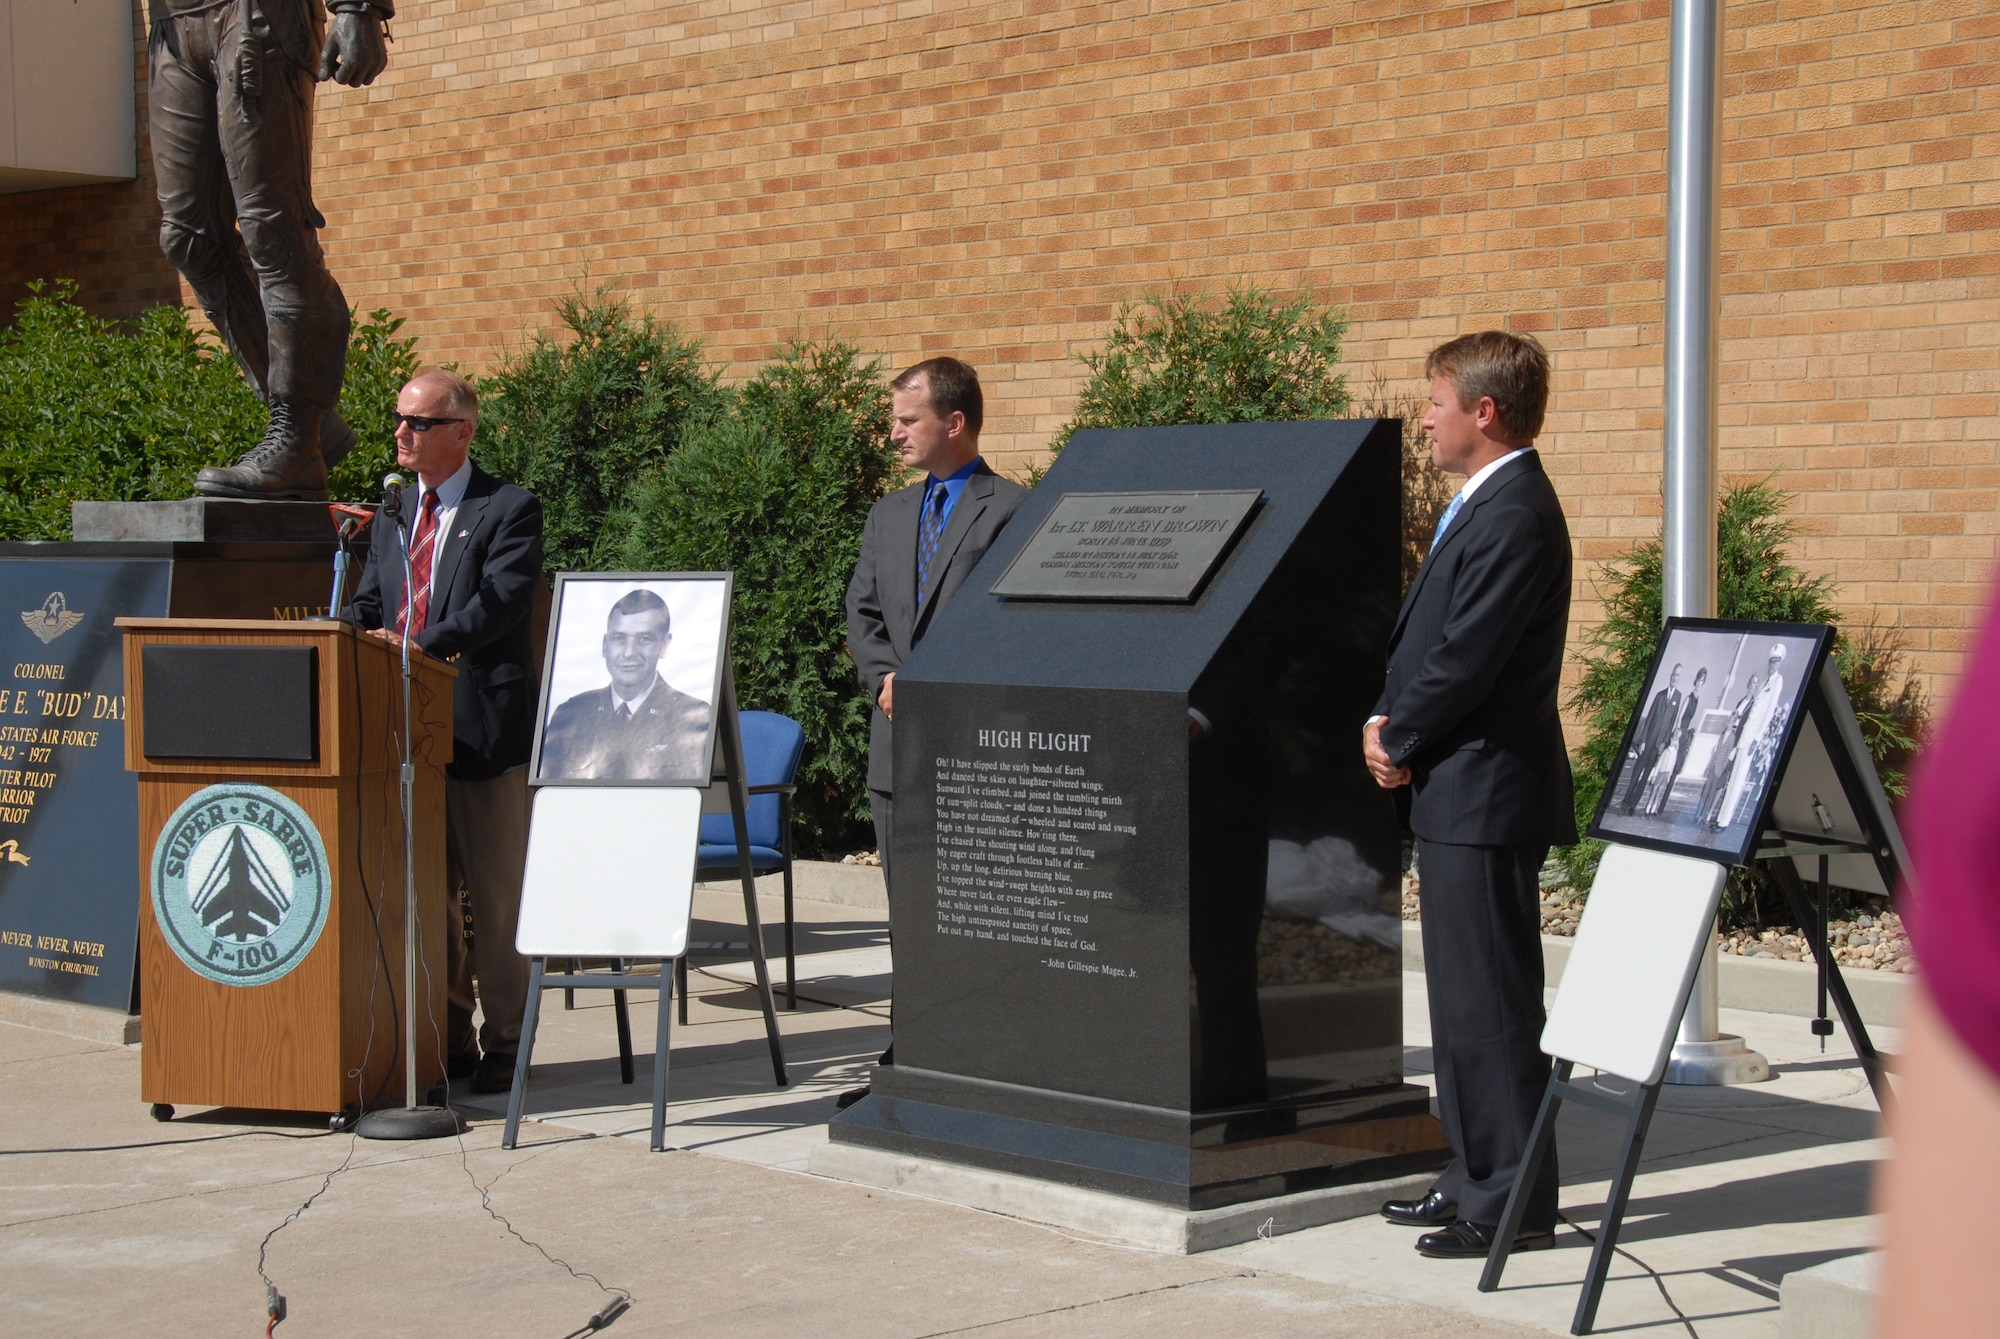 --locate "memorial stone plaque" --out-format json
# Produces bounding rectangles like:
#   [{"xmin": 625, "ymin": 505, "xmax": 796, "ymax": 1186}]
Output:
[
  {"xmin": 832, "ymin": 420, "xmax": 1449, "ymax": 1210},
  {"xmin": 0, "ymin": 507, "xmax": 345, "ymax": 1011},
  {"xmin": 987, "ymin": 489, "xmax": 1261, "ymax": 601},
  {"xmin": 0, "ymin": 559, "xmax": 171, "ymax": 1009}
]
